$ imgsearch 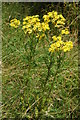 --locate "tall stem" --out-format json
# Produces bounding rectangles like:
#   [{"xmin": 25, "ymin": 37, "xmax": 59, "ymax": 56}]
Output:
[{"xmin": 43, "ymin": 55, "xmax": 52, "ymax": 88}]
